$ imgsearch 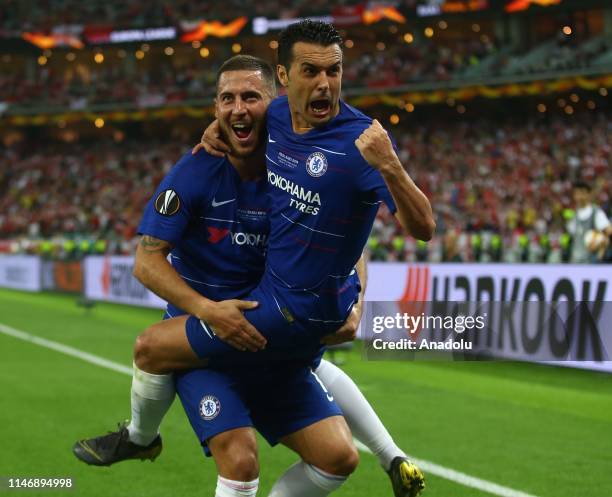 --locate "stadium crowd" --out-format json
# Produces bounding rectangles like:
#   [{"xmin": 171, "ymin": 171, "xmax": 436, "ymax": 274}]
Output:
[
  {"xmin": 2, "ymin": 112, "xmax": 609, "ymax": 262},
  {"xmin": 2, "ymin": 35, "xmax": 499, "ymax": 110},
  {"xmin": 1, "ymin": 0, "xmax": 424, "ymax": 31}
]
